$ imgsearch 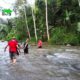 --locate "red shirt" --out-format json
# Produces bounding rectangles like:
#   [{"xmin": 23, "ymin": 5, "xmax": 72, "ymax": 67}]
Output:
[
  {"xmin": 8, "ymin": 39, "xmax": 18, "ymax": 53},
  {"xmin": 38, "ymin": 40, "xmax": 42, "ymax": 47}
]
